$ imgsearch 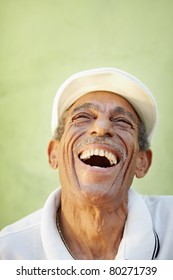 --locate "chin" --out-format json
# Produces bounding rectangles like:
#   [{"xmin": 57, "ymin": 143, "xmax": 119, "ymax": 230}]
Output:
[{"xmin": 77, "ymin": 182, "xmax": 119, "ymax": 205}]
